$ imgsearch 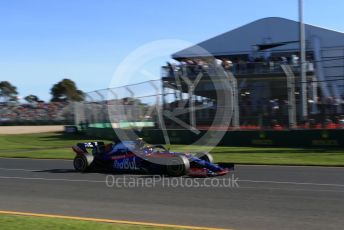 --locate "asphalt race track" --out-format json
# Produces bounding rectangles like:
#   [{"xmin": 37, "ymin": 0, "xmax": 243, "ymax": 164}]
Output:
[{"xmin": 0, "ymin": 158, "xmax": 343, "ymax": 230}]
